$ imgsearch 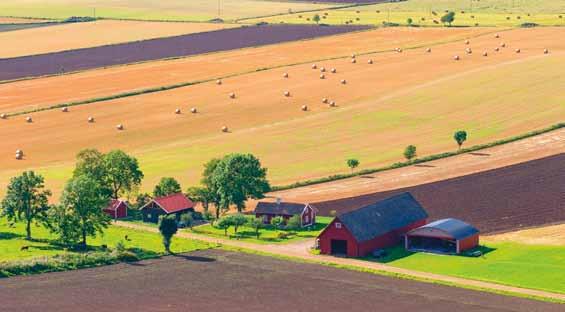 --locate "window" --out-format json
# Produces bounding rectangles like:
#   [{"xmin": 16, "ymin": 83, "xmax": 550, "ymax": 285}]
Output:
[
  {"xmin": 147, "ymin": 213, "xmax": 152, "ymax": 219},
  {"xmin": 335, "ymin": 222, "xmax": 342, "ymax": 229},
  {"xmin": 304, "ymin": 215, "xmax": 309, "ymax": 223}
]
